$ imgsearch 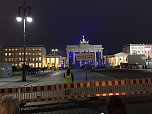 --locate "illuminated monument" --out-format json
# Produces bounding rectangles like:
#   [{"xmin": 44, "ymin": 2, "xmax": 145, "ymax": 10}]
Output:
[{"xmin": 66, "ymin": 36, "xmax": 104, "ymax": 68}]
